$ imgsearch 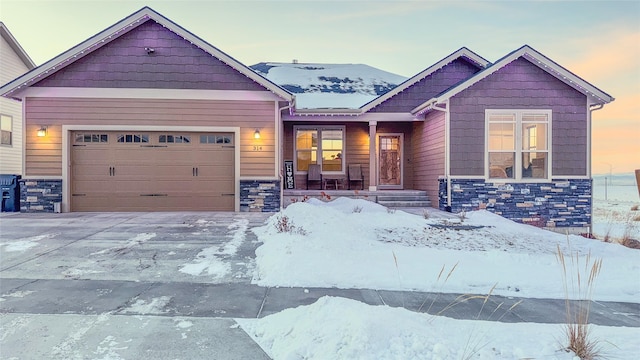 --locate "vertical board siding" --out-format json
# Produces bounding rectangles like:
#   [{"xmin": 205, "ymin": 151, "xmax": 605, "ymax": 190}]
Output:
[
  {"xmin": 370, "ymin": 59, "xmax": 481, "ymax": 113},
  {"xmin": 24, "ymin": 98, "xmax": 276, "ymax": 177},
  {"xmin": 412, "ymin": 110, "xmax": 445, "ymax": 201},
  {"xmin": 32, "ymin": 20, "xmax": 266, "ymax": 92},
  {"xmin": 345, "ymin": 123, "xmax": 371, "ymax": 188},
  {"xmin": 449, "ymin": 57, "xmax": 588, "ymax": 176}
]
